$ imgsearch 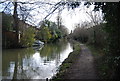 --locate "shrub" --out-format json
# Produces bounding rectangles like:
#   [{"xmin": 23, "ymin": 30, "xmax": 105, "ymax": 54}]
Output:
[{"xmin": 20, "ymin": 27, "xmax": 35, "ymax": 47}]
